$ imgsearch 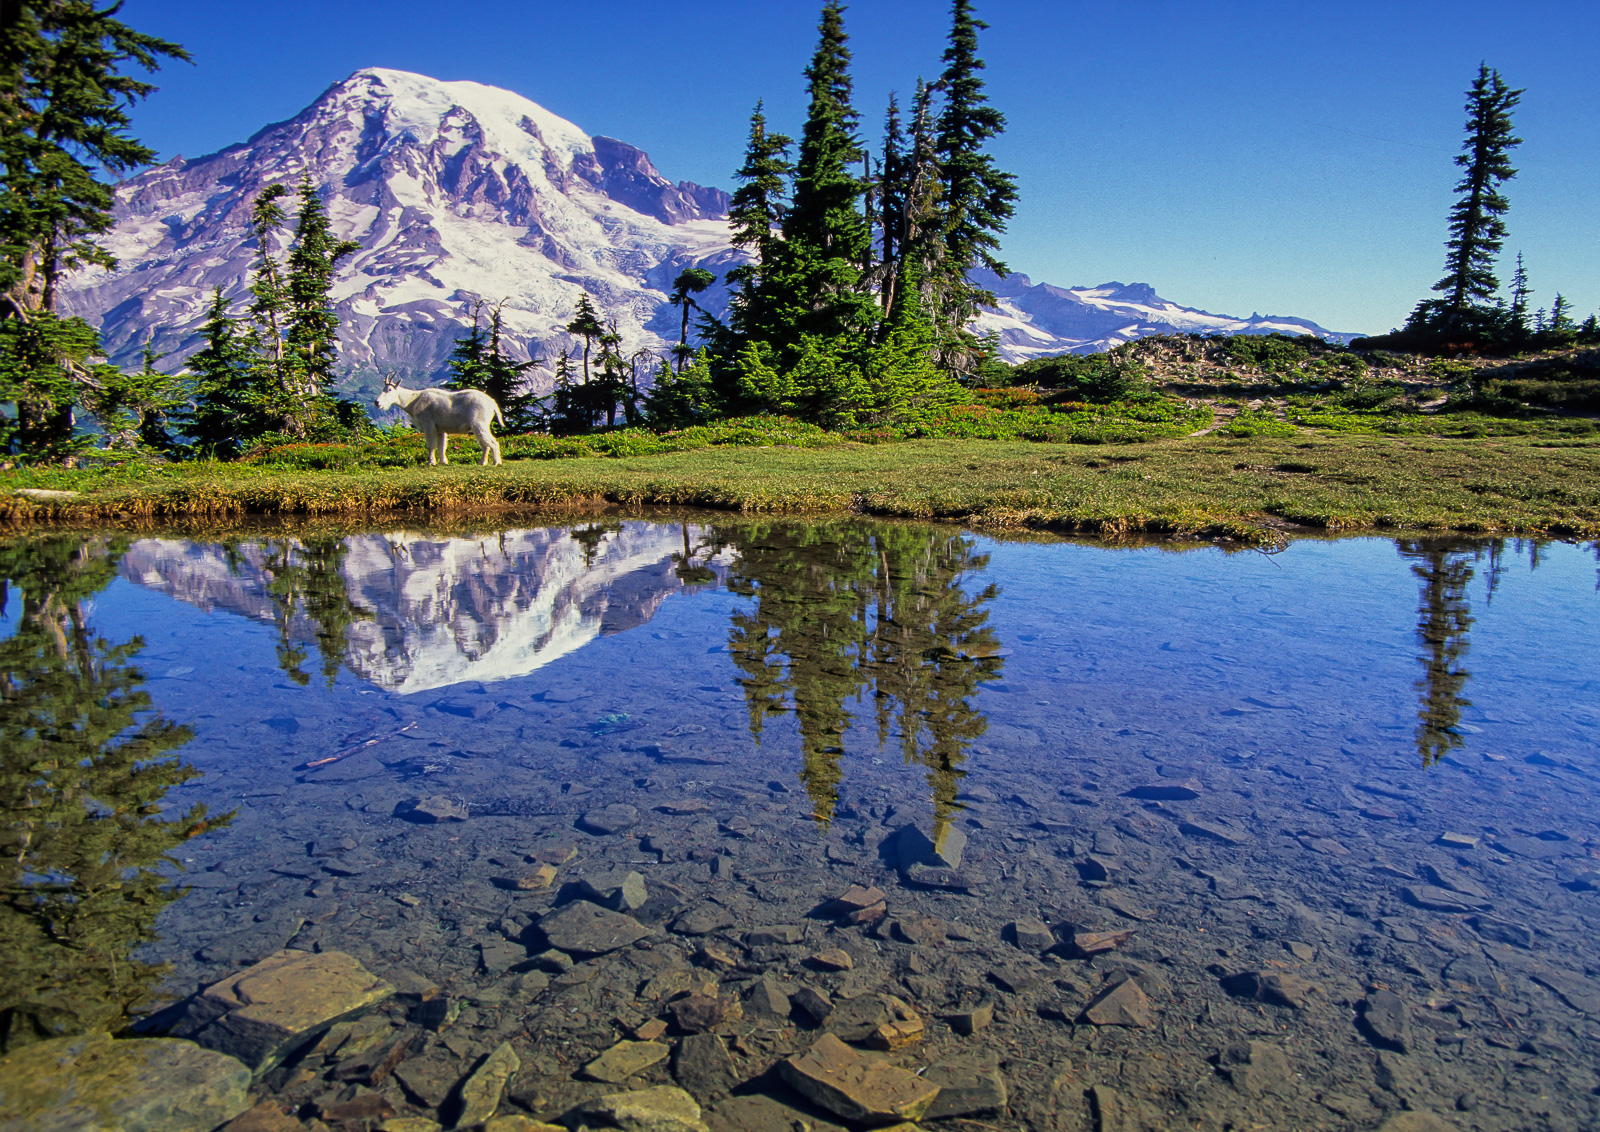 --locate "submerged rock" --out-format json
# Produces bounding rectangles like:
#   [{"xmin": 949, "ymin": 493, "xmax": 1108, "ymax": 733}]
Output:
[
  {"xmin": 1358, "ymin": 989, "xmax": 1413, "ymax": 1053},
  {"xmin": 167, "ymin": 949, "xmax": 394, "ymax": 1074},
  {"xmin": 453, "ymin": 1042, "xmax": 519, "ymax": 1128},
  {"xmin": 569, "ymin": 1085, "xmax": 708, "ymax": 1132},
  {"xmin": 579, "ymin": 869, "xmax": 648, "ymax": 911},
  {"xmin": 1216, "ymin": 1039, "xmax": 1290, "ymax": 1095},
  {"xmin": 583, "ymin": 1040, "xmax": 670, "ymax": 1084},
  {"xmin": 1219, "ymin": 970, "xmax": 1313, "ymax": 1009},
  {"xmin": 923, "ymin": 1051, "xmax": 1008, "ymax": 1118},
  {"xmin": 670, "ymin": 904, "xmax": 734, "ymax": 936},
  {"xmin": 579, "ymin": 804, "xmax": 639, "ymax": 836},
  {"xmin": 0, "ymin": 1032, "xmax": 251, "ymax": 1132},
  {"xmin": 673, "ymin": 1033, "xmax": 739, "ymax": 1099},
  {"xmin": 779, "ymin": 1034, "xmax": 940, "ymax": 1125},
  {"xmin": 538, "ymin": 902, "xmax": 651, "ymax": 957},
  {"xmin": 1079, "ymin": 978, "xmax": 1153, "ymax": 1027},
  {"xmin": 399, "ymin": 795, "xmax": 468, "ymax": 822}
]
